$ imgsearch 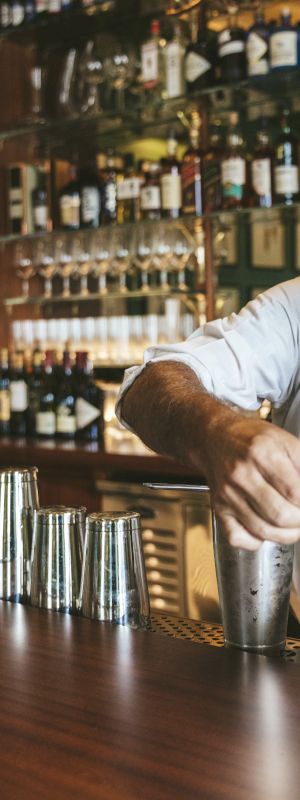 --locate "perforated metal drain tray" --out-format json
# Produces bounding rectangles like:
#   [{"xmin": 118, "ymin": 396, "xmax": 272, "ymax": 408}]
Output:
[{"xmin": 149, "ymin": 613, "xmax": 300, "ymax": 662}]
